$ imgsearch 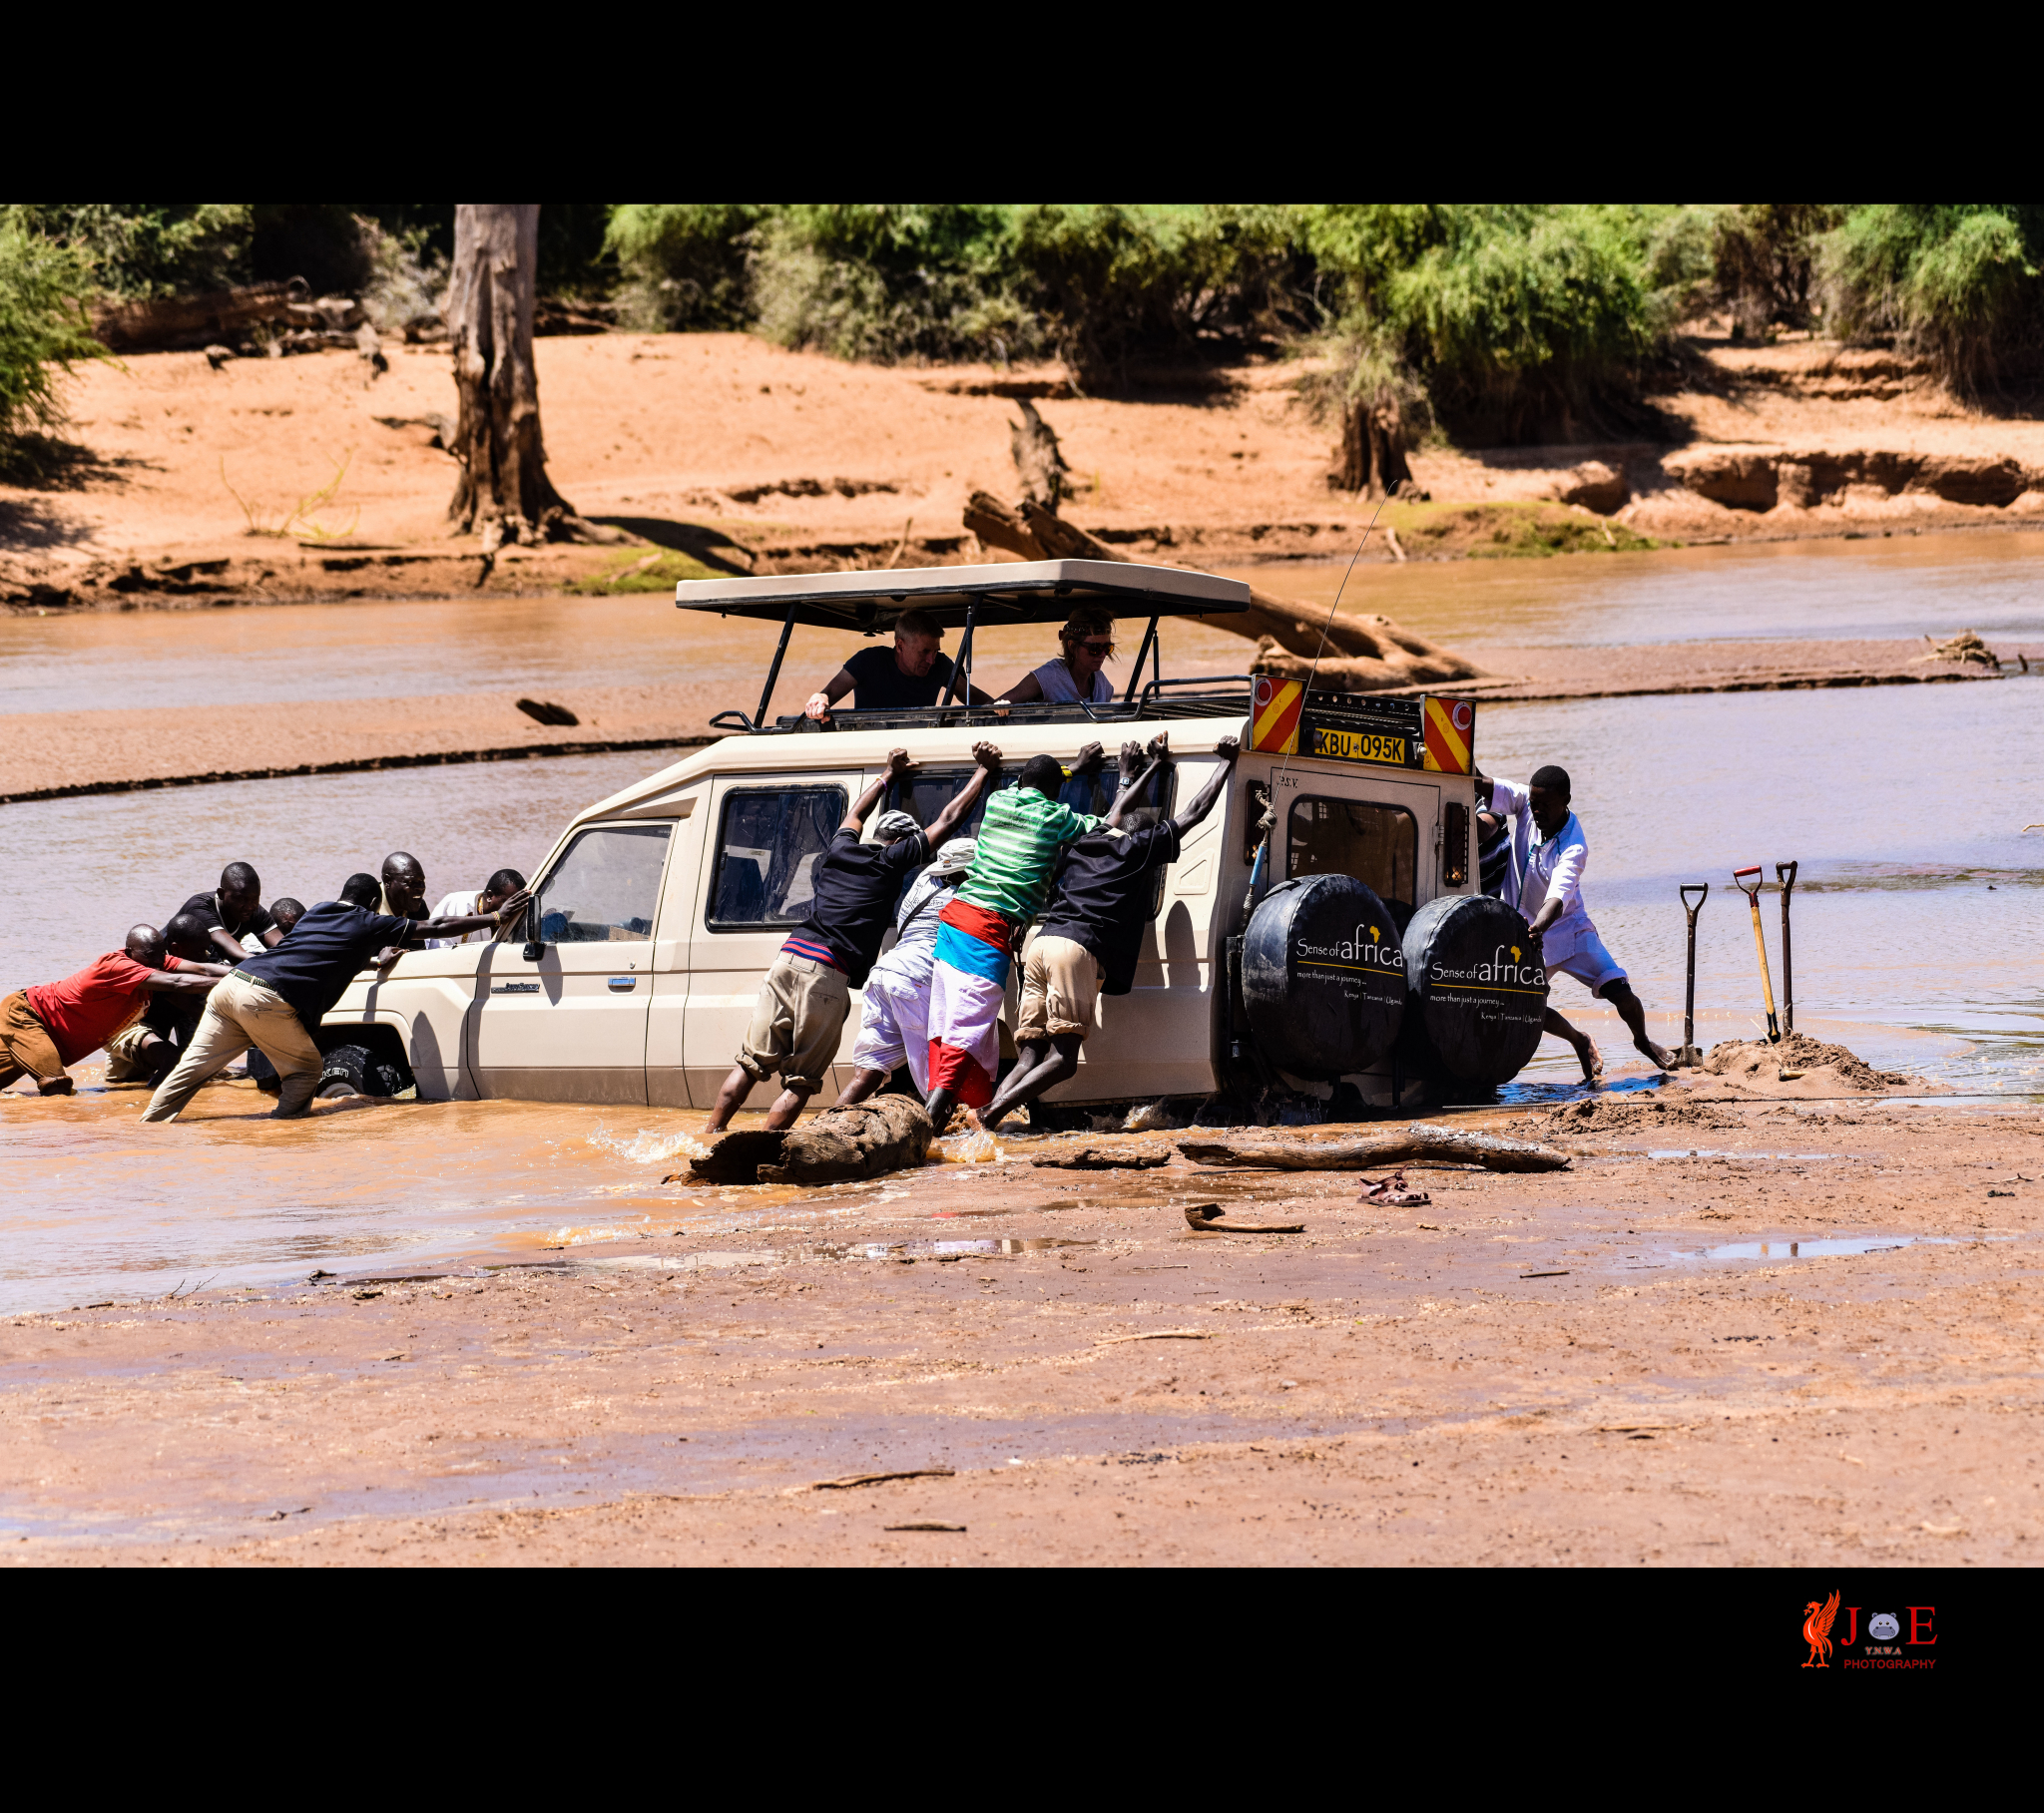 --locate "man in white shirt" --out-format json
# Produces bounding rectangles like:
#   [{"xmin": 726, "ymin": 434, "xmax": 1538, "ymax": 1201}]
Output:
[
  {"xmin": 1481, "ymin": 764, "xmax": 1672, "ymax": 1082},
  {"xmin": 426, "ymin": 868, "xmax": 527, "ymax": 949}
]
